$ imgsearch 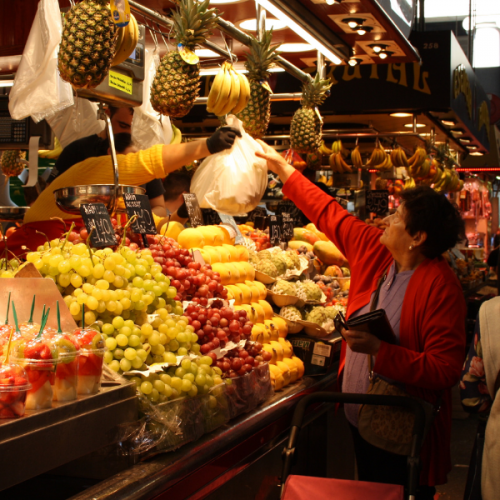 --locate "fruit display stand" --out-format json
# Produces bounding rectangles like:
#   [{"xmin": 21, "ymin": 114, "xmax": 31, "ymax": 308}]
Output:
[
  {"xmin": 63, "ymin": 361, "xmax": 341, "ymax": 500},
  {"xmin": 0, "ymin": 278, "xmax": 138, "ymax": 492}
]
